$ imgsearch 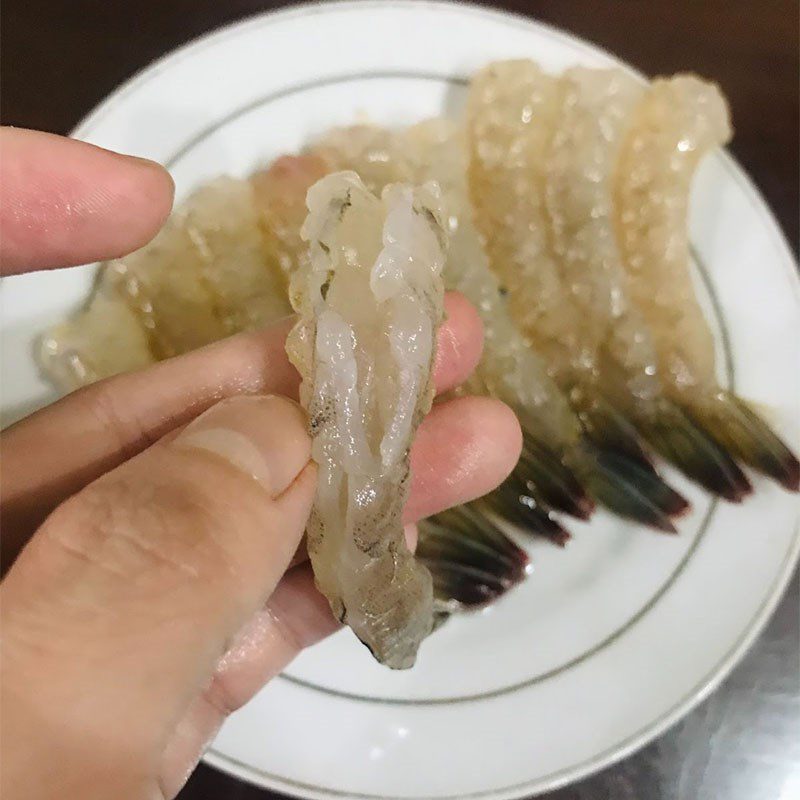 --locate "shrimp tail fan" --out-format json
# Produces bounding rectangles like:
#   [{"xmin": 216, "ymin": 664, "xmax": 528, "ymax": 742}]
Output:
[
  {"xmin": 687, "ymin": 392, "xmax": 799, "ymax": 491},
  {"xmin": 637, "ymin": 398, "xmax": 753, "ymax": 501},
  {"xmin": 417, "ymin": 505, "xmax": 529, "ymax": 613},
  {"xmin": 563, "ymin": 394, "xmax": 689, "ymax": 529},
  {"xmin": 572, "ymin": 440, "xmax": 688, "ymax": 533},
  {"xmin": 514, "ymin": 422, "xmax": 594, "ymax": 520},
  {"xmin": 573, "ymin": 392, "xmax": 658, "ymax": 475},
  {"xmin": 478, "ymin": 478, "xmax": 572, "ymax": 547}
]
